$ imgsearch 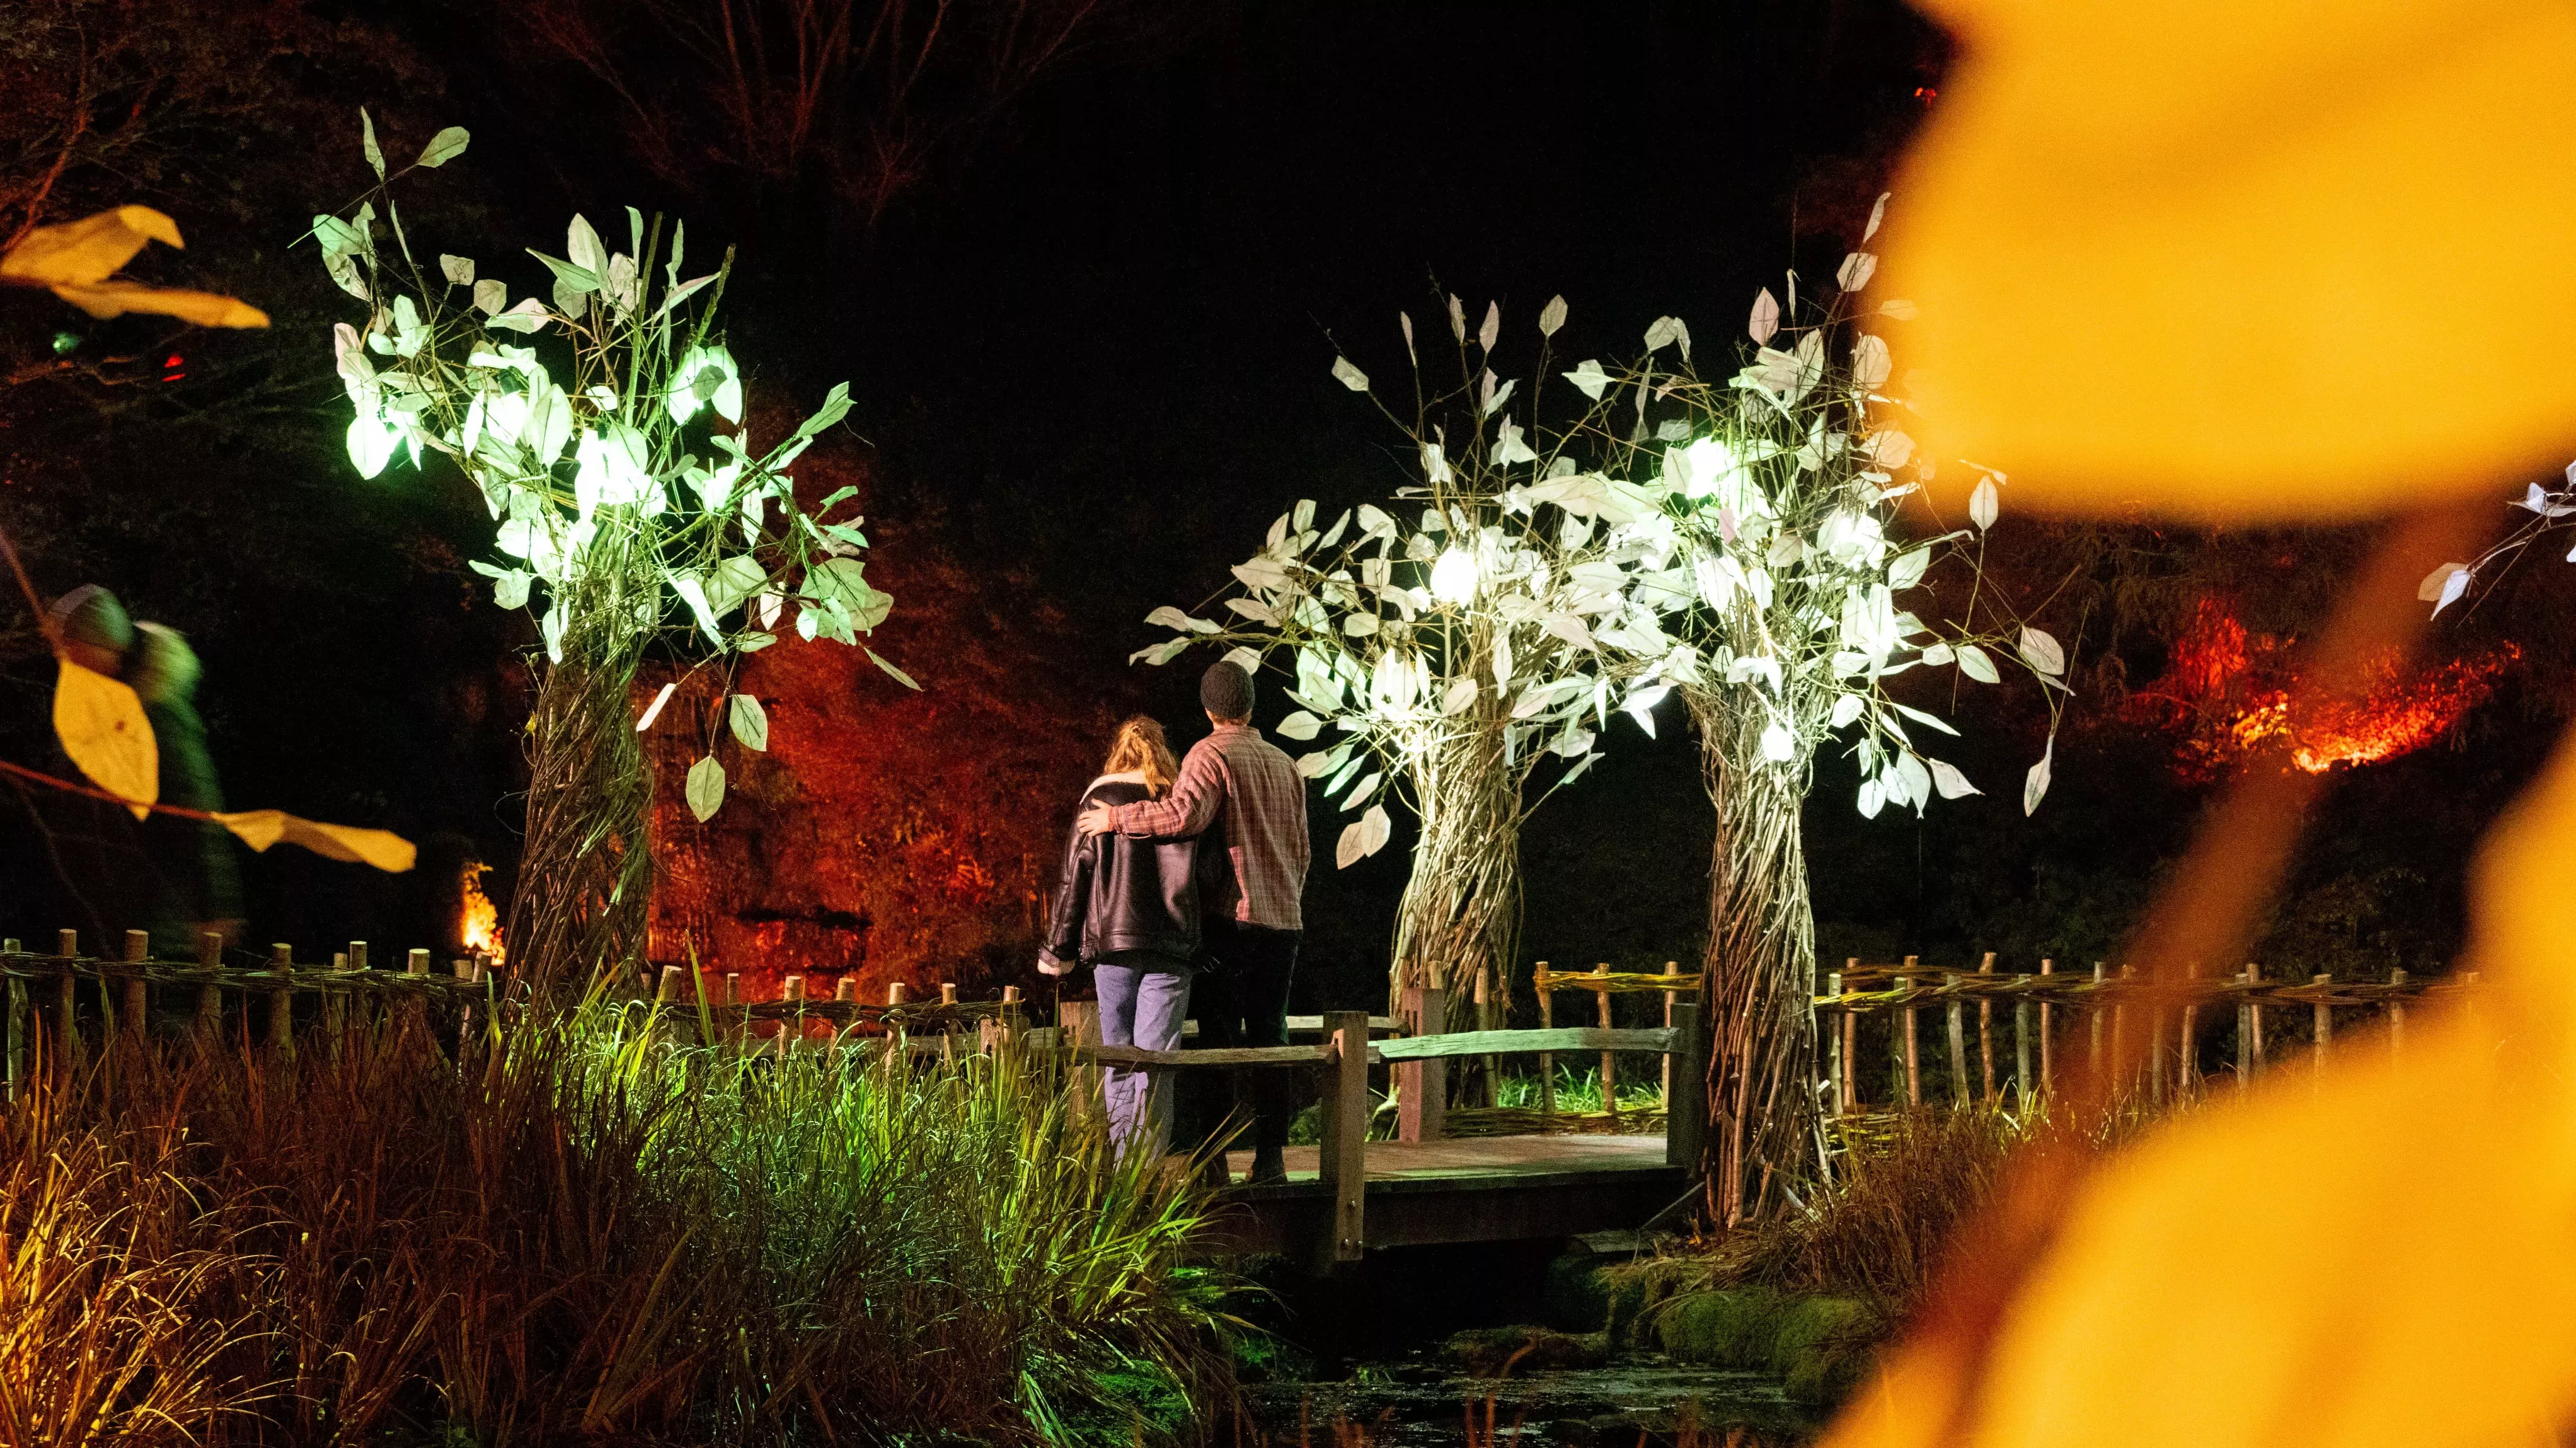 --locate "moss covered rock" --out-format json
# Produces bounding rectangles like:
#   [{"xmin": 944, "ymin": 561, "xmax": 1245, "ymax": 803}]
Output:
[{"xmin": 1647, "ymin": 1287, "xmax": 1884, "ymax": 1406}]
